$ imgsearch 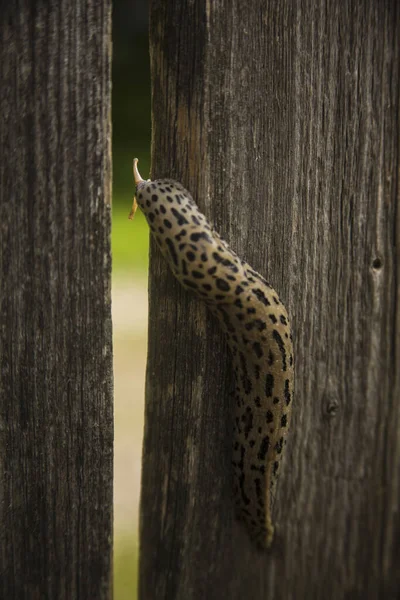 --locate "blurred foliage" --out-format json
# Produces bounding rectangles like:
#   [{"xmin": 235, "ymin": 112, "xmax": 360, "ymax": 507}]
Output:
[
  {"xmin": 112, "ymin": 204, "xmax": 149, "ymax": 275},
  {"xmin": 113, "ymin": 25, "xmax": 151, "ymax": 276}
]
